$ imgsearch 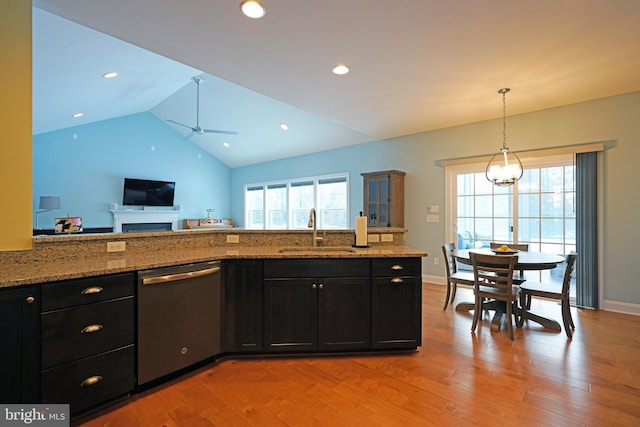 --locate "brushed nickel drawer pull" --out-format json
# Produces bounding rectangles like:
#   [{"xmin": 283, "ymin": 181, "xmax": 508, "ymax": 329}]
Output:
[
  {"xmin": 81, "ymin": 286, "xmax": 103, "ymax": 295},
  {"xmin": 26, "ymin": 296, "xmax": 35, "ymax": 304},
  {"xmin": 391, "ymin": 278, "xmax": 404, "ymax": 284},
  {"xmin": 81, "ymin": 324, "xmax": 103, "ymax": 334},
  {"xmin": 391, "ymin": 265, "xmax": 404, "ymax": 271},
  {"xmin": 81, "ymin": 375, "xmax": 103, "ymax": 387}
]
